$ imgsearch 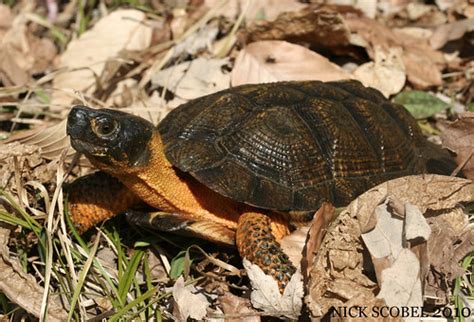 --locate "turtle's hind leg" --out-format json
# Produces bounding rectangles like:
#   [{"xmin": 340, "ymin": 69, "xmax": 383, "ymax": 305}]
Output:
[
  {"xmin": 66, "ymin": 171, "xmax": 141, "ymax": 232},
  {"xmin": 125, "ymin": 210, "xmax": 236, "ymax": 246},
  {"xmin": 236, "ymin": 212, "xmax": 296, "ymax": 291}
]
